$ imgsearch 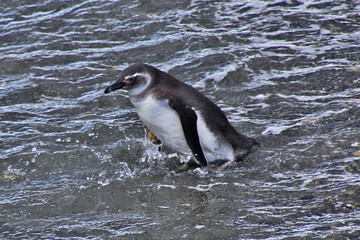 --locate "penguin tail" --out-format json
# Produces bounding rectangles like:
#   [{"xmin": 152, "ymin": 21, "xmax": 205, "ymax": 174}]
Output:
[{"xmin": 233, "ymin": 135, "xmax": 259, "ymax": 162}]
